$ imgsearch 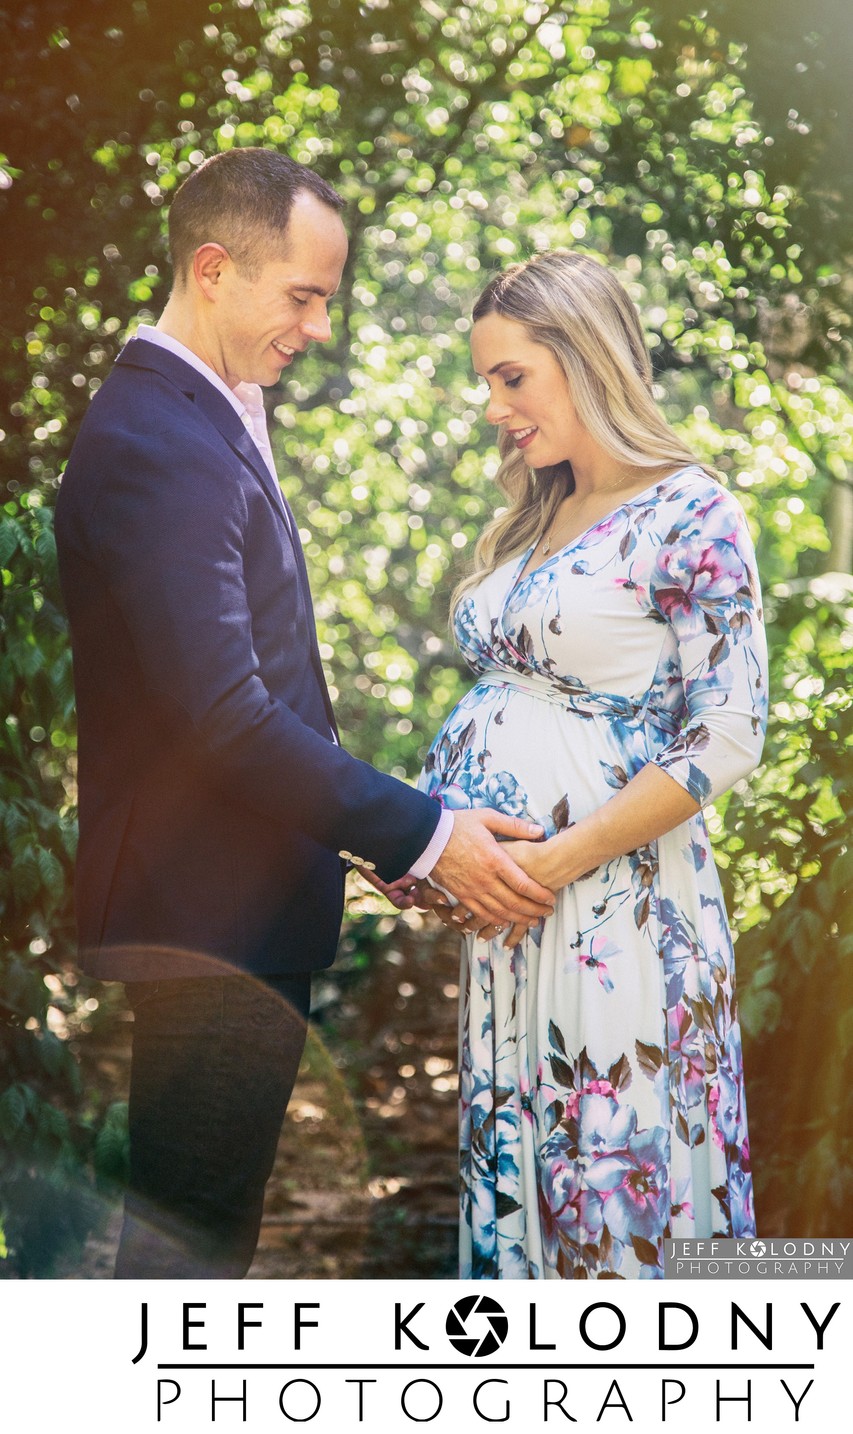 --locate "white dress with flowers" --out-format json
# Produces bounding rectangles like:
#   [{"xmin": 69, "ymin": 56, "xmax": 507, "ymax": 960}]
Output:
[{"xmin": 419, "ymin": 468, "xmax": 767, "ymax": 1279}]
